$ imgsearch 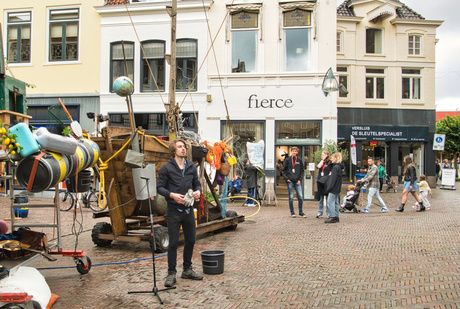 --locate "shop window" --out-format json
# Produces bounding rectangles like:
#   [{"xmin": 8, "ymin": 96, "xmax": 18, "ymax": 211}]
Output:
[
  {"xmin": 283, "ymin": 9, "xmax": 311, "ymax": 72},
  {"xmin": 49, "ymin": 8, "xmax": 79, "ymax": 61},
  {"xmin": 402, "ymin": 69, "xmax": 421, "ymax": 100},
  {"xmin": 275, "ymin": 121, "xmax": 320, "ymax": 144},
  {"xmin": 141, "ymin": 40, "xmax": 165, "ymax": 92},
  {"xmin": 7, "ymin": 11, "xmax": 31, "ymax": 63},
  {"xmin": 366, "ymin": 28, "xmax": 382, "ymax": 54},
  {"xmin": 365, "ymin": 68, "xmax": 385, "ymax": 99},
  {"xmin": 176, "ymin": 39, "xmax": 197, "ymax": 91},
  {"xmin": 408, "ymin": 35, "xmax": 422, "ymax": 56},
  {"xmin": 110, "ymin": 41, "xmax": 134, "ymax": 92},
  {"xmin": 231, "ymin": 11, "xmax": 258, "ymax": 73}
]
